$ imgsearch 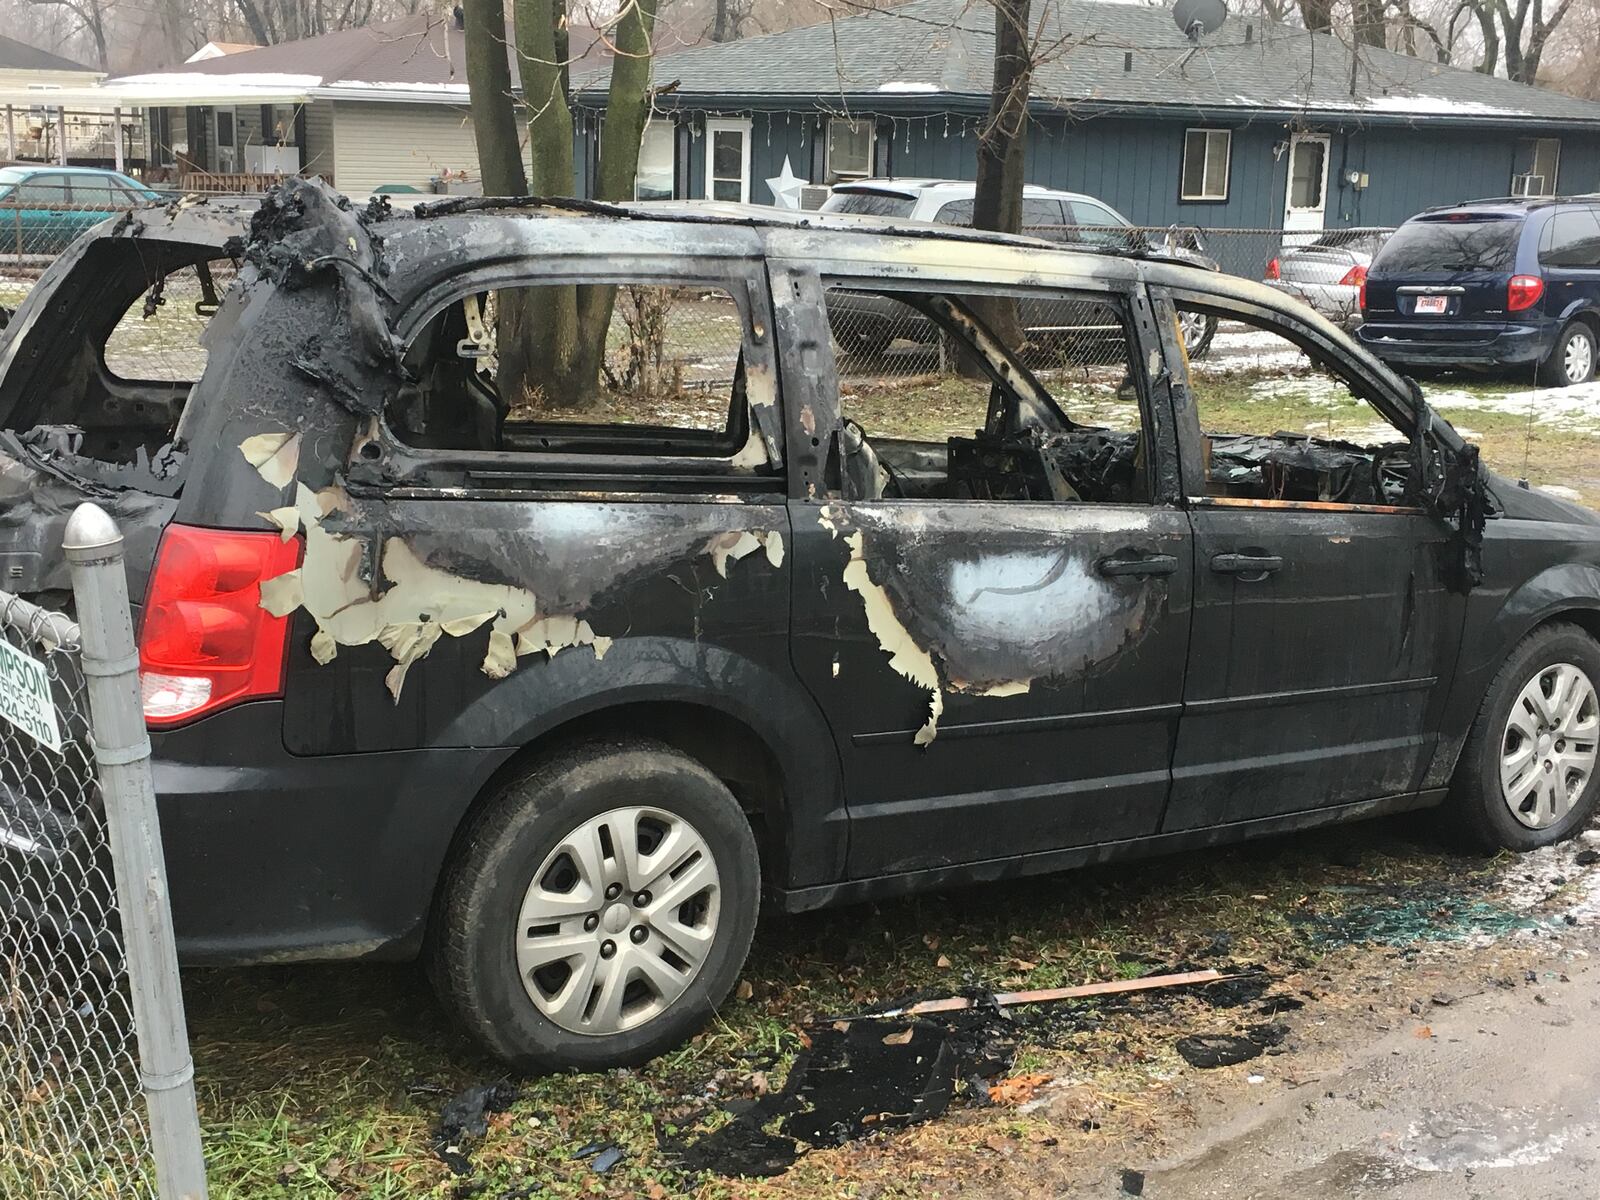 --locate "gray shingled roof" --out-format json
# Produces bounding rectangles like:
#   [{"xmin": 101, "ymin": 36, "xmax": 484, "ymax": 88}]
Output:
[
  {"xmin": 578, "ymin": 0, "xmax": 1600, "ymax": 127},
  {"xmin": 0, "ymin": 33, "xmax": 97, "ymax": 74}
]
